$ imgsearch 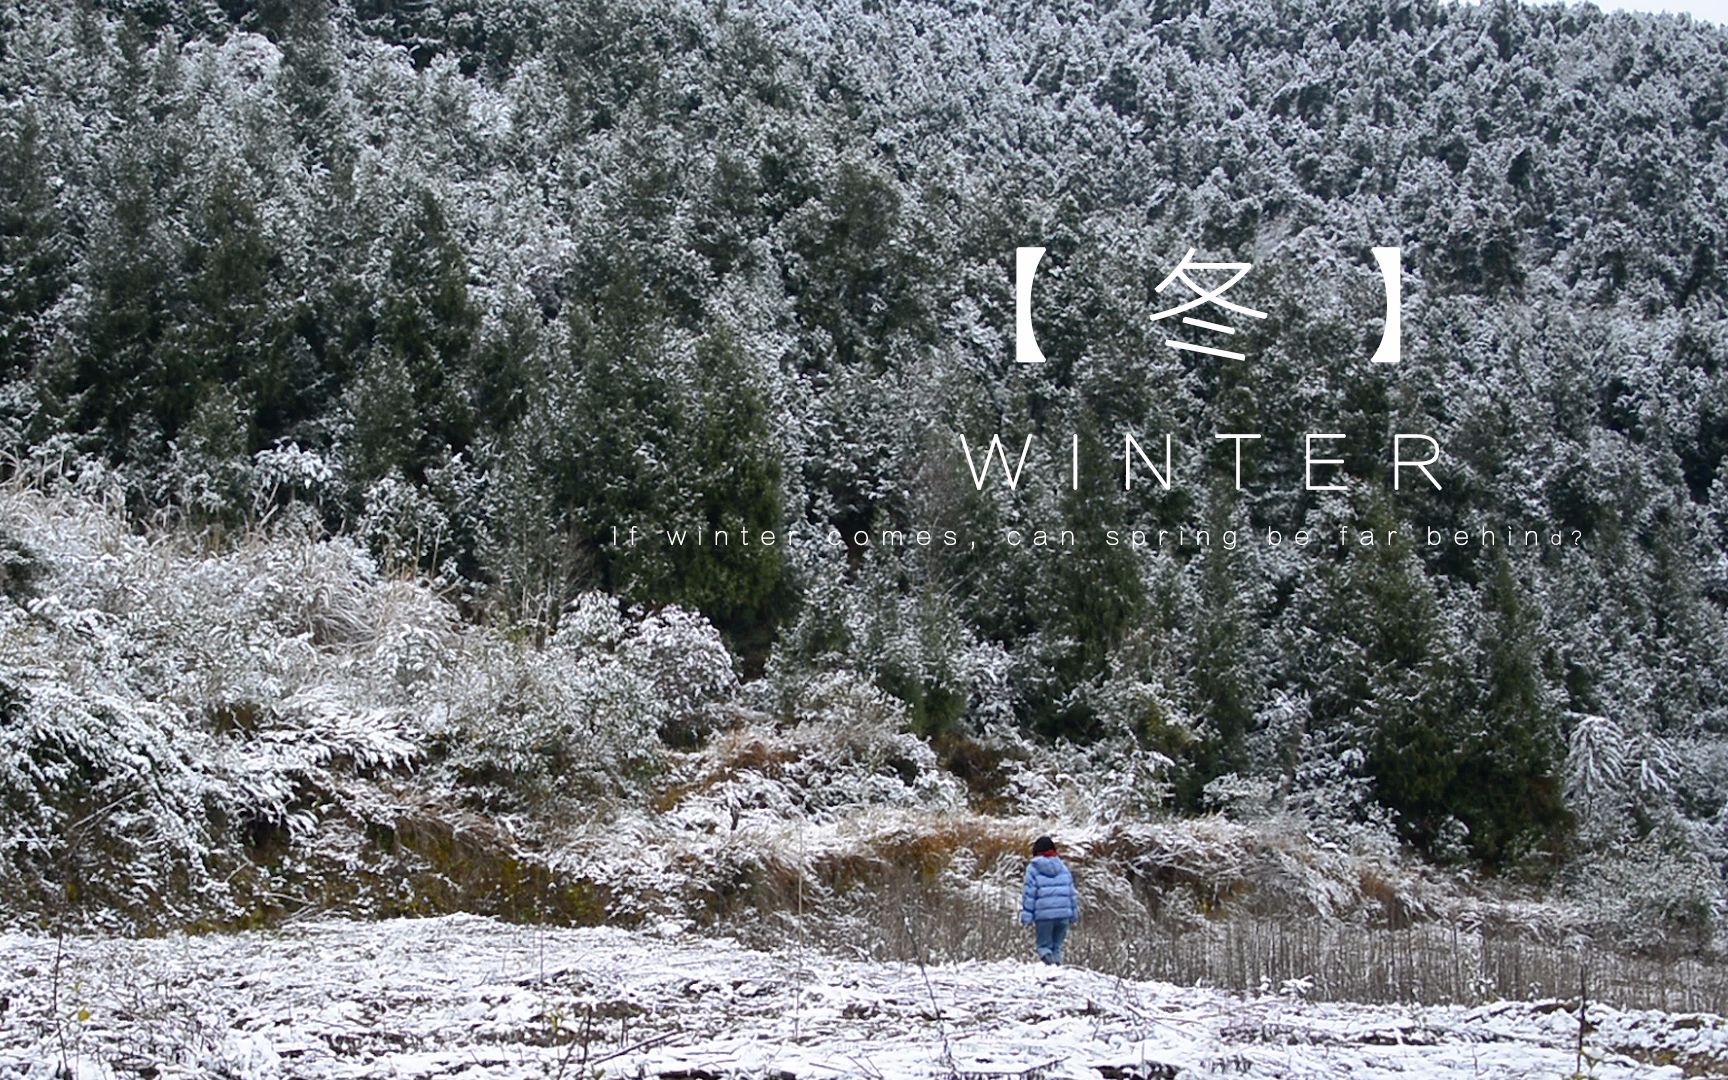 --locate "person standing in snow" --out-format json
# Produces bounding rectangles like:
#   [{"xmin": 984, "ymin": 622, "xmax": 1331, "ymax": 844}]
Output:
[{"xmin": 1019, "ymin": 835, "xmax": 1078, "ymax": 965}]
